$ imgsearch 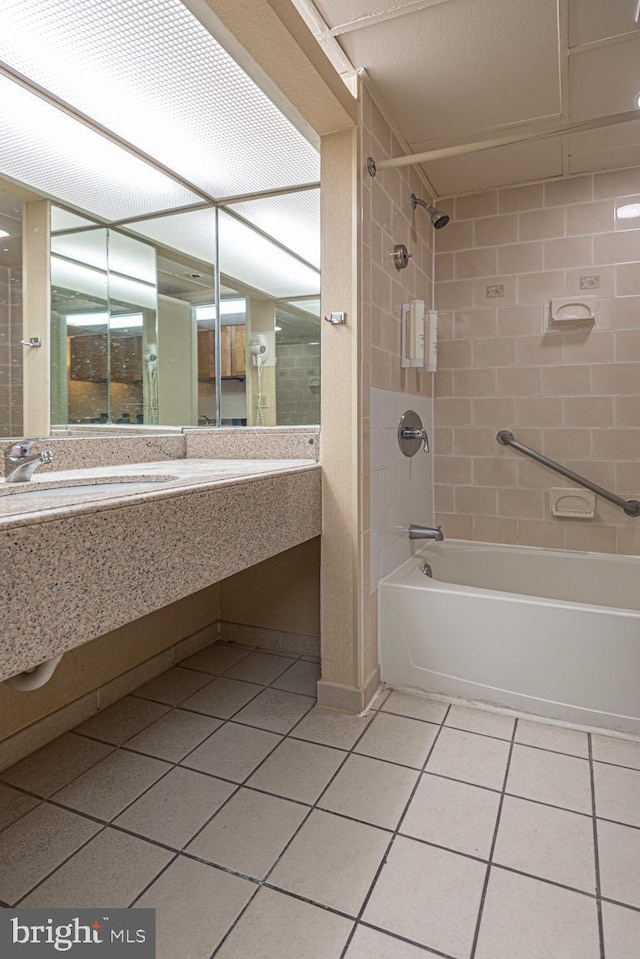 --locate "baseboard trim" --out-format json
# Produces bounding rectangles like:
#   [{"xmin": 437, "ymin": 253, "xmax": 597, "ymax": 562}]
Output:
[
  {"xmin": 317, "ymin": 666, "xmax": 381, "ymax": 715},
  {"xmin": 220, "ymin": 621, "xmax": 320, "ymax": 658}
]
